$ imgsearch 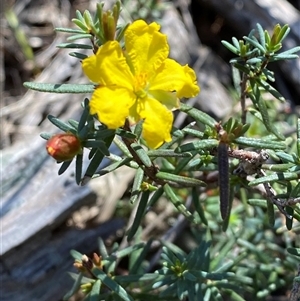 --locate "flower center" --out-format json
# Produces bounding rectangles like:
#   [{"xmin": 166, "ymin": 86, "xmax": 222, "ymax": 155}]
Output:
[{"xmin": 134, "ymin": 72, "xmax": 148, "ymax": 98}]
